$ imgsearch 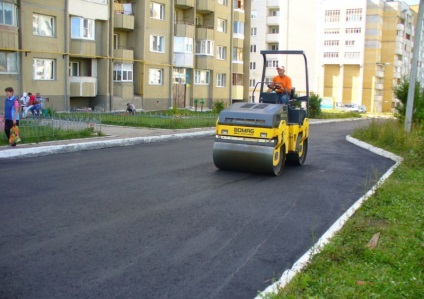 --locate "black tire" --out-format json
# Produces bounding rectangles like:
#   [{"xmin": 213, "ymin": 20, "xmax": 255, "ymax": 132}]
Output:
[
  {"xmin": 273, "ymin": 144, "xmax": 286, "ymax": 176},
  {"xmin": 287, "ymin": 136, "xmax": 308, "ymax": 166}
]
